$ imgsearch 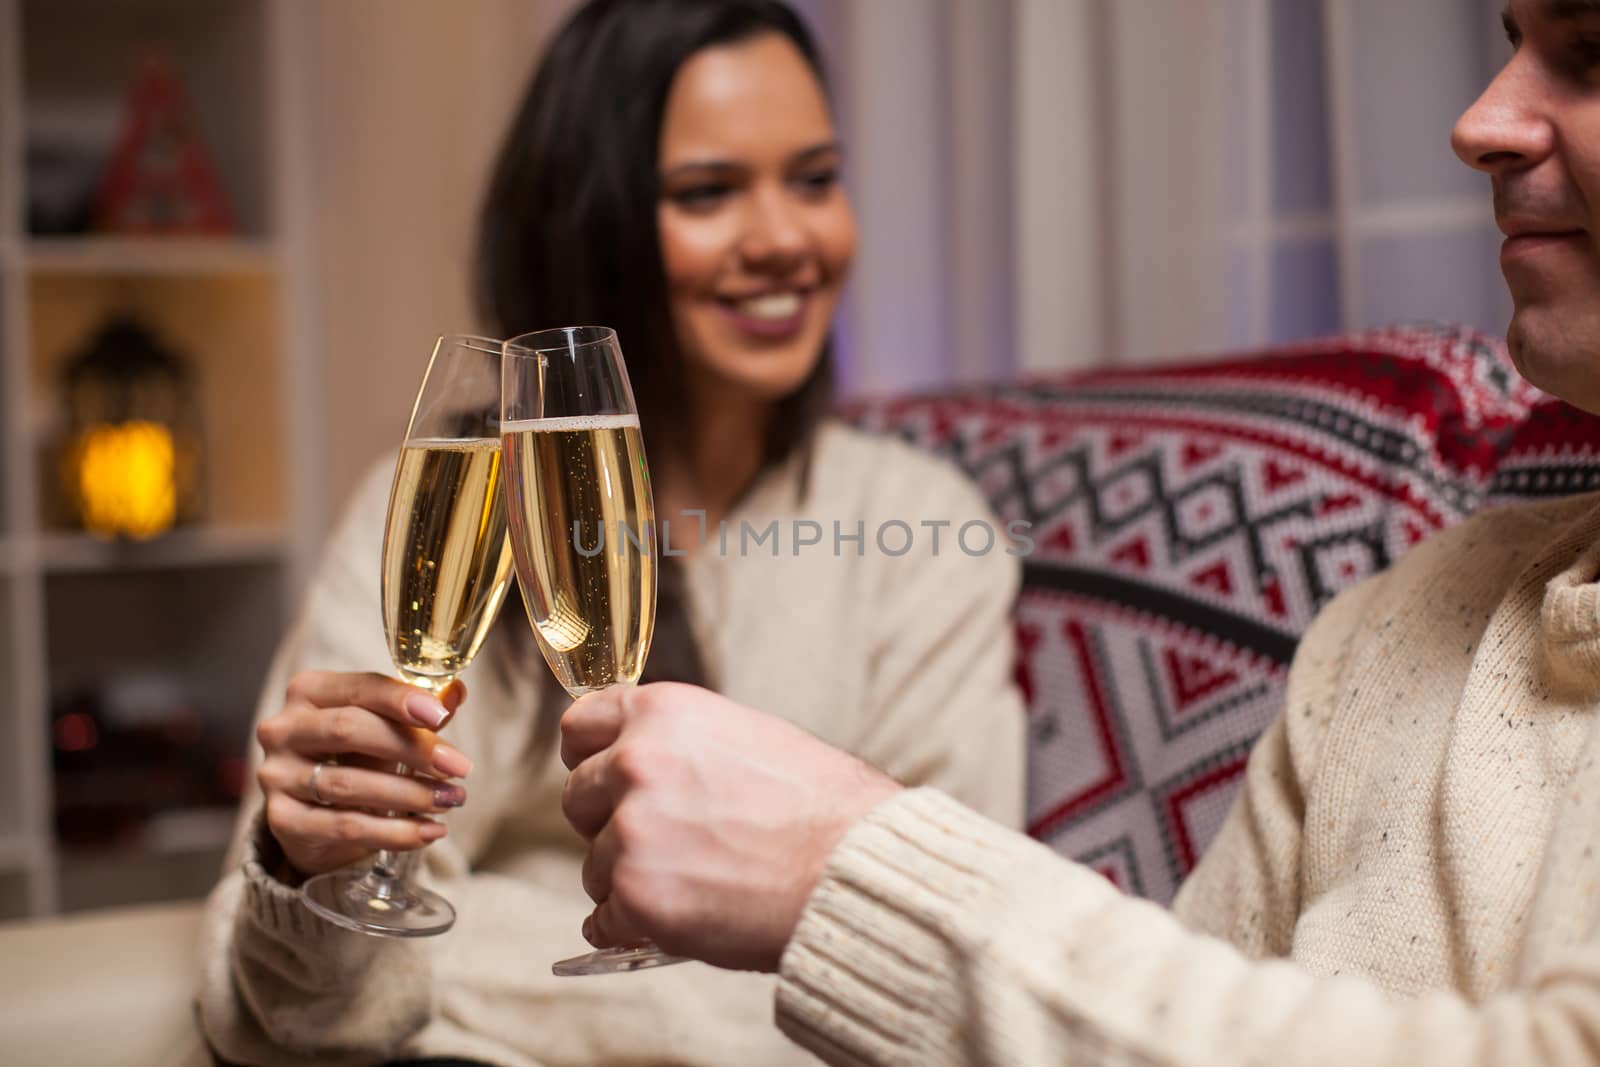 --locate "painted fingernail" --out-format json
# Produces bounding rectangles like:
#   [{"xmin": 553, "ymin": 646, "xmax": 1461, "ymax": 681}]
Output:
[
  {"xmin": 433, "ymin": 784, "xmax": 466, "ymax": 809},
  {"xmin": 405, "ymin": 693, "xmax": 448, "ymax": 729},
  {"xmin": 582, "ymin": 916, "xmax": 595, "ymax": 944},
  {"xmin": 431, "ymin": 742, "xmax": 472, "ymax": 779},
  {"xmin": 419, "ymin": 822, "xmax": 447, "ymax": 842}
]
